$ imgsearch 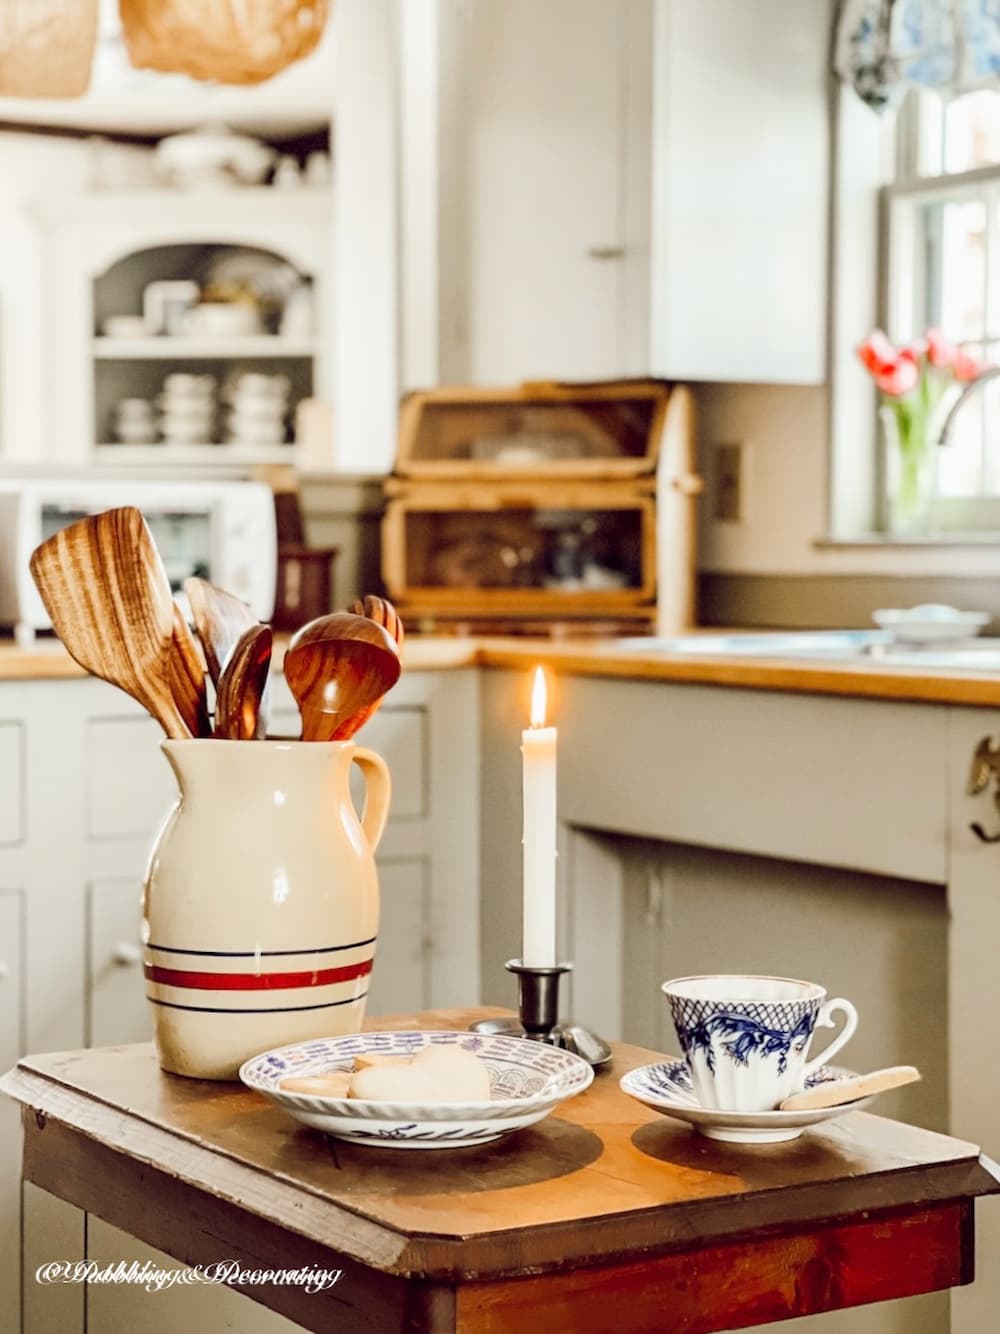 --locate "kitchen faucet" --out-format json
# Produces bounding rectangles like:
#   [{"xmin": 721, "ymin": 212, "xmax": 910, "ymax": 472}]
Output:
[{"xmin": 938, "ymin": 365, "xmax": 1000, "ymax": 446}]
